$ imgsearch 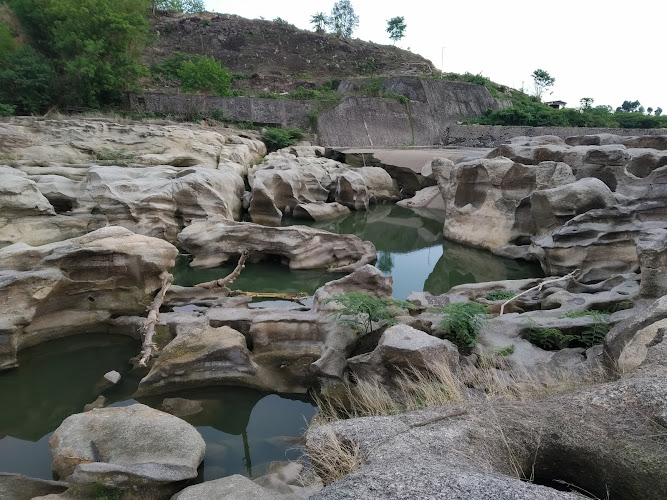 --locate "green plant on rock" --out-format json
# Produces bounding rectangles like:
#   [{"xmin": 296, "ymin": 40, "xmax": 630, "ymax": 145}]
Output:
[
  {"xmin": 485, "ymin": 290, "xmax": 516, "ymax": 301},
  {"xmin": 523, "ymin": 327, "xmax": 573, "ymax": 351},
  {"xmin": 438, "ymin": 302, "xmax": 488, "ymax": 349},
  {"xmin": 564, "ymin": 310, "xmax": 610, "ymax": 348},
  {"xmin": 262, "ymin": 127, "xmax": 304, "ymax": 152},
  {"xmin": 0, "ymin": 103, "xmax": 16, "ymax": 117},
  {"xmin": 323, "ymin": 292, "xmax": 416, "ymax": 335}
]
